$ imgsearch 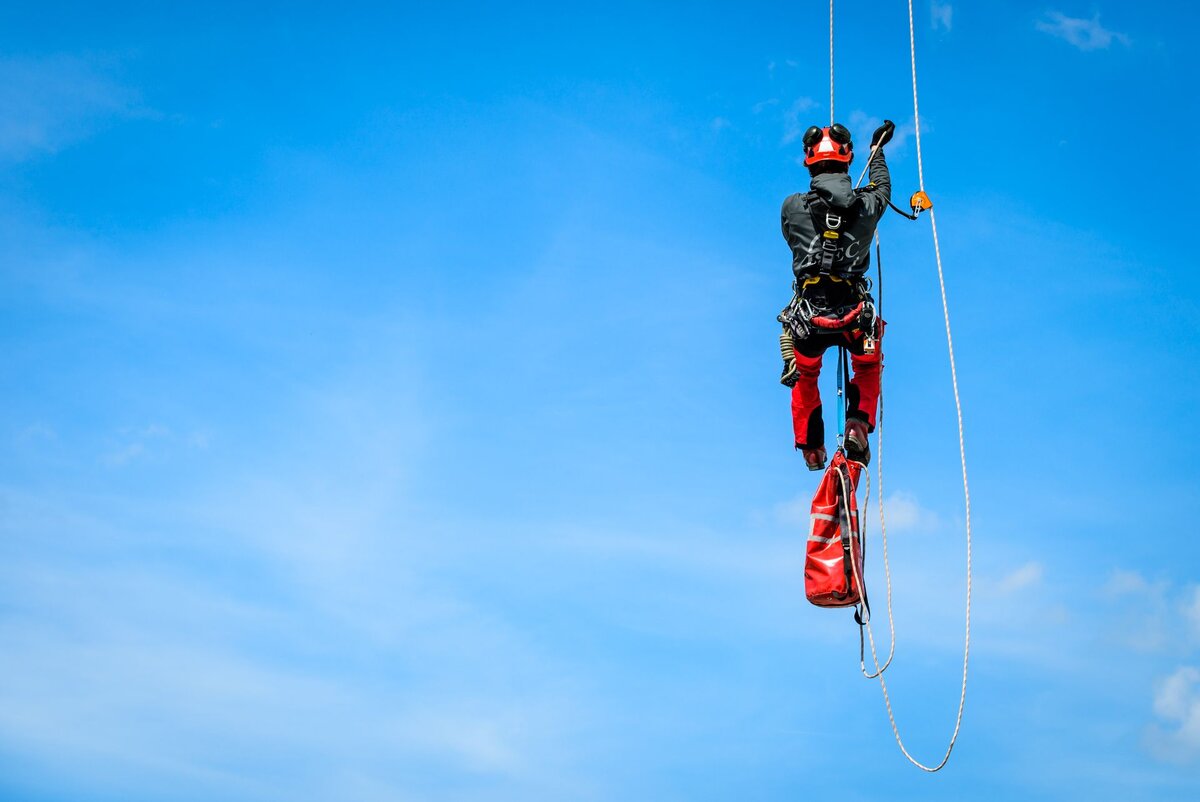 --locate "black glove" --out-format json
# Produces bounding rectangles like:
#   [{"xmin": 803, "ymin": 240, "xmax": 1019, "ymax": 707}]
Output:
[{"xmin": 870, "ymin": 119, "xmax": 895, "ymax": 149}]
